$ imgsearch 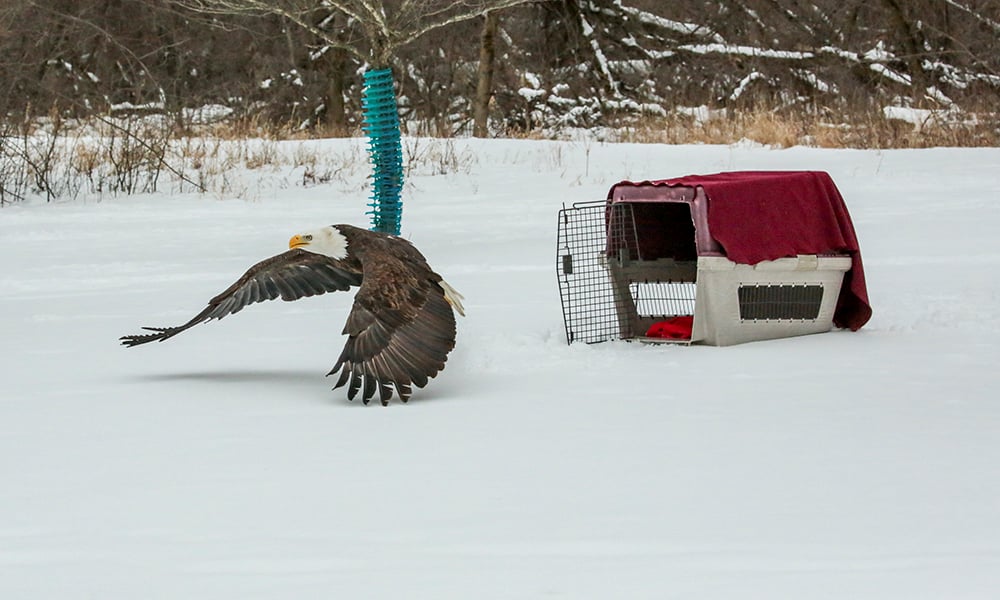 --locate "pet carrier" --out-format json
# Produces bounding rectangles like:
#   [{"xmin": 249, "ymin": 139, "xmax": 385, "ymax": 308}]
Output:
[{"xmin": 556, "ymin": 171, "xmax": 871, "ymax": 346}]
